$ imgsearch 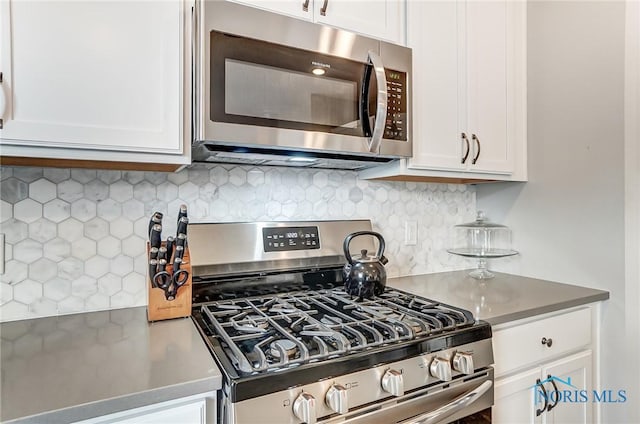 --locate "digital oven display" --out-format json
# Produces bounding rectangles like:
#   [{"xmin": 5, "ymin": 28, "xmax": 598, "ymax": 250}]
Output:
[{"xmin": 262, "ymin": 226, "xmax": 320, "ymax": 252}]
